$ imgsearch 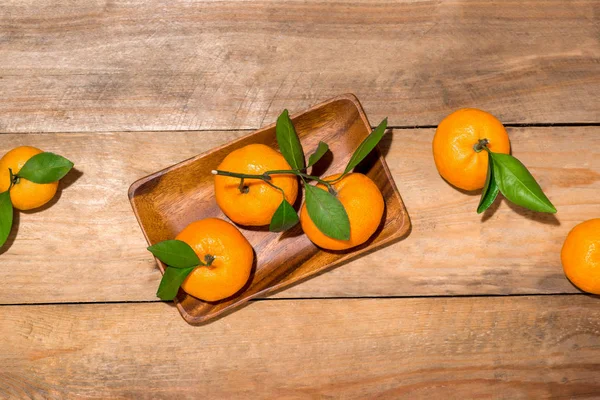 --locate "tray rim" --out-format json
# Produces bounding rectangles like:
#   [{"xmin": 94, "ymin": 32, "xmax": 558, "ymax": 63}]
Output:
[{"xmin": 128, "ymin": 93, "xmax": 411, "ymax": 325}]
